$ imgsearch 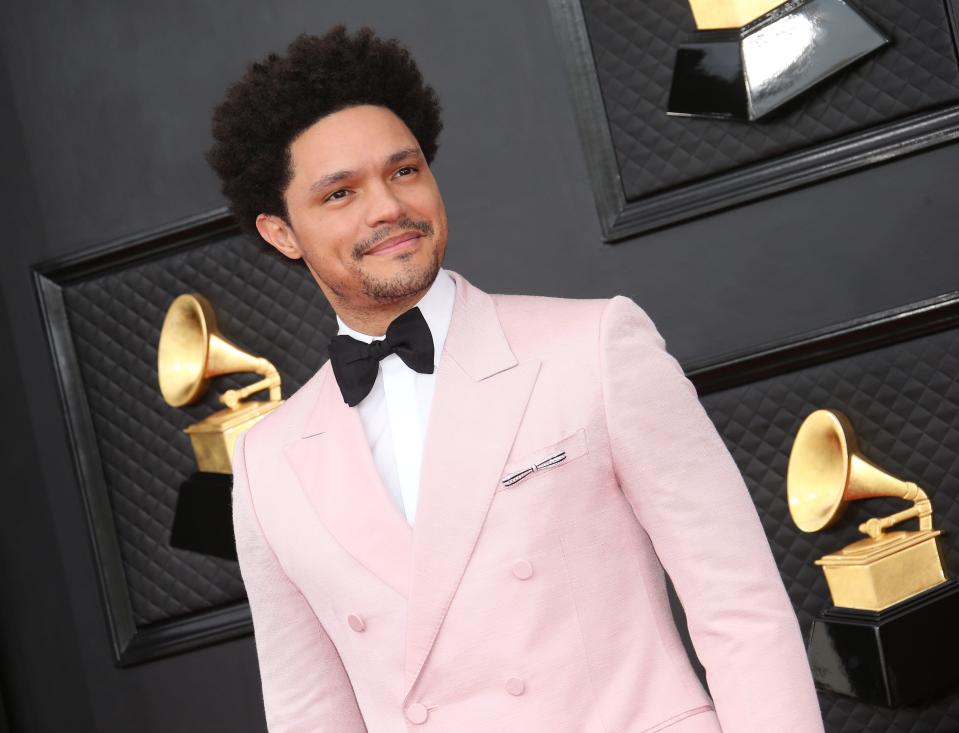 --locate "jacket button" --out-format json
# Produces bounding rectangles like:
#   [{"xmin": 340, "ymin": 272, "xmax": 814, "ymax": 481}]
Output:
[
  {"xmin": 505, "ymin": 676, "xmax": 526, "ymax": 696},
  {"xmin": 406, "ymin": 702, "xmax": 429, "ymax": 724},
  {"xmin": 347, "ymin": 613, "xmax": 366, "ymax": 632},
  {"xmin": 511, "ymin": 559, "xmax": 533, "ymax": 580}
]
